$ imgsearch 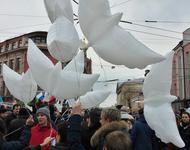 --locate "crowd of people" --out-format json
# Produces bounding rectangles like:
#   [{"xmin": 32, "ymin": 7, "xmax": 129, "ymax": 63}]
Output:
[{"xmin": 0, "ymin": 101, "xmax": 189, "ymax": 150}]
